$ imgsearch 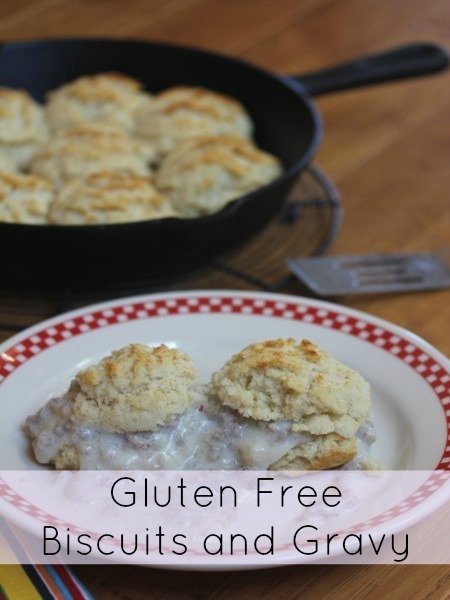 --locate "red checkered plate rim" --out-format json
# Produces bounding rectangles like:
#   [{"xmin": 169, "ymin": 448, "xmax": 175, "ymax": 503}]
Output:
[{"xmin": 0, "ymin": 290, "xmax": 449, "ymax": 563}]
